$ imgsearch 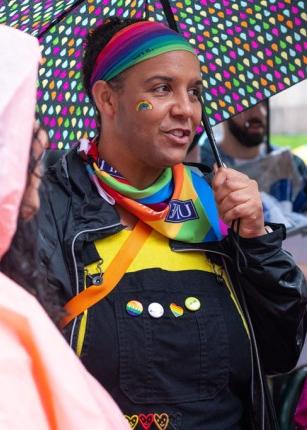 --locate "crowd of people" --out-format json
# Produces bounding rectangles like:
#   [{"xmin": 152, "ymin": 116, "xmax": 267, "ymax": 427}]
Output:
[{"xmin": 0, "ymin": 17, "xmax": 307, "ymax": 430}]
